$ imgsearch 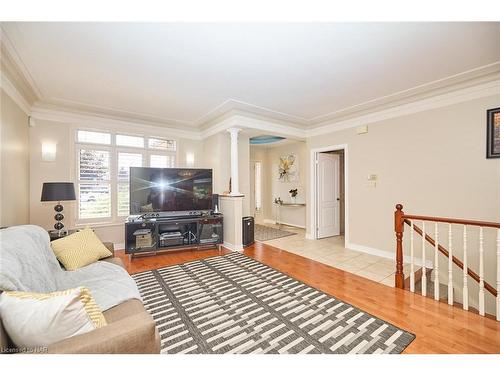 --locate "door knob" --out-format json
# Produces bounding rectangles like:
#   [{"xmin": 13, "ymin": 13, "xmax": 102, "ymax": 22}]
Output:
[{"xmin": 336, "ymin": 198, "xmax": 340, "ymax": 201}]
